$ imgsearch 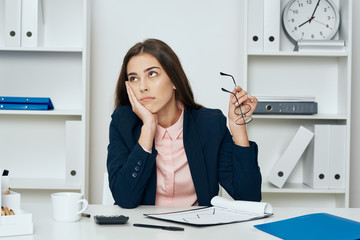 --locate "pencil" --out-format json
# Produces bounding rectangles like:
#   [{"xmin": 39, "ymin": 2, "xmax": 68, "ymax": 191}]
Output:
[
  {"xmin": 3, "ymin": 188, "xmax": 10, "ymax": 195},
  {"xmin": 4, "ymin": 206, "xmax": 10, "ymax": 215}
]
